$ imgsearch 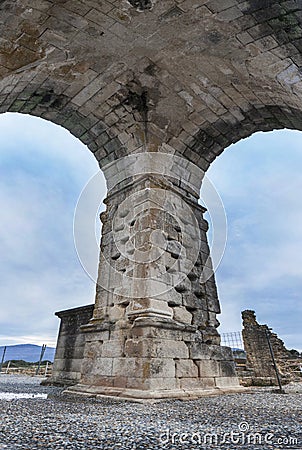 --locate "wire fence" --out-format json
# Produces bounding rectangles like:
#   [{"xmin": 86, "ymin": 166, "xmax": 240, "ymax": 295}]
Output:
[
  {"xmin": 0, "ymin": 361, "xmax": 52, "ymax": 377},
  {"xmin": 0, "ymin": 344, "xmax": 53, "ymax": 376},
  {"xmin": 221, "ymin": 331, "xmax": 244, "ymax": 349}
]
